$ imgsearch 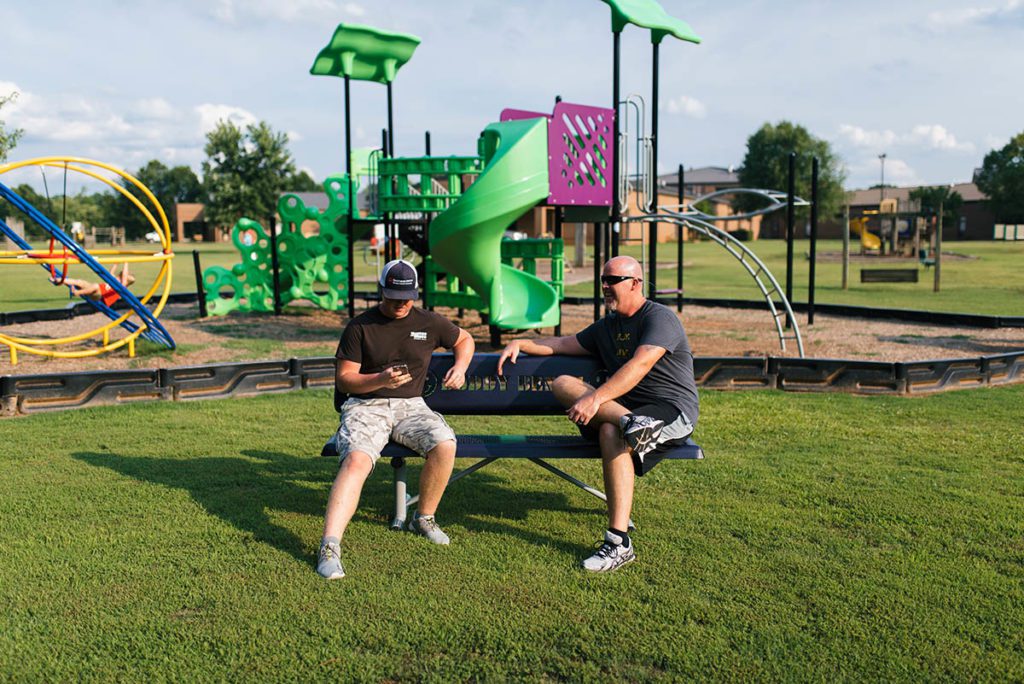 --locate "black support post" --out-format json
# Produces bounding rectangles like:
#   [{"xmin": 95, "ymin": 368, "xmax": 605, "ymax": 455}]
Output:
[
  {"xmin": 677, "ymin": 164, "xmax": 684, "ymax": 312},
  {"xmin": 269, "ymin": 213, "xmax": 282, "ymax": 316},
  {"xmin": 593, "ymin": 222, "xmax": 603, "ymax": 321},
  {"xmin": 382, "ymin": 127, "xmax": 393, "ymax": 262},
  {"xmin": 785, "ymin": 152, "xmax": 796, "ymax": 330},
  {"xmin": 611, "ymin": 31, "xmax": 621, "ymax": 259},
  {"xmin": 808, "ymin": 156, "xmax": 819, "ymax": 325},
  {"xmin": 192, "ymin": 249, "xmax": 207, "ymax": 318},
  {"xmin": 553, "ymin": 207, "xmax": 562, "ymax": 336},
  {"xmin": 648, "ymin": 41, "xmax": 660, "ymax": 298},
  {"xmin": 344, "ymin": 75, "xmax": 355, "ymax": 318}
]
